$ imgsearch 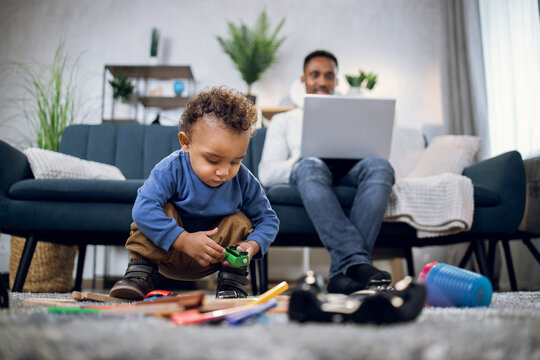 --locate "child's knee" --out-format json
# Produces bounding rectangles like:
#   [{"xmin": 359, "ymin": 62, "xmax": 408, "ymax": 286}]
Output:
[
  {"xmin": 214, "ymin": 212, "xmax": 254, "ymax": 246},
  {"xmin": 221, "ymin": 212, "xmax": 253, "ymax": 231}
]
